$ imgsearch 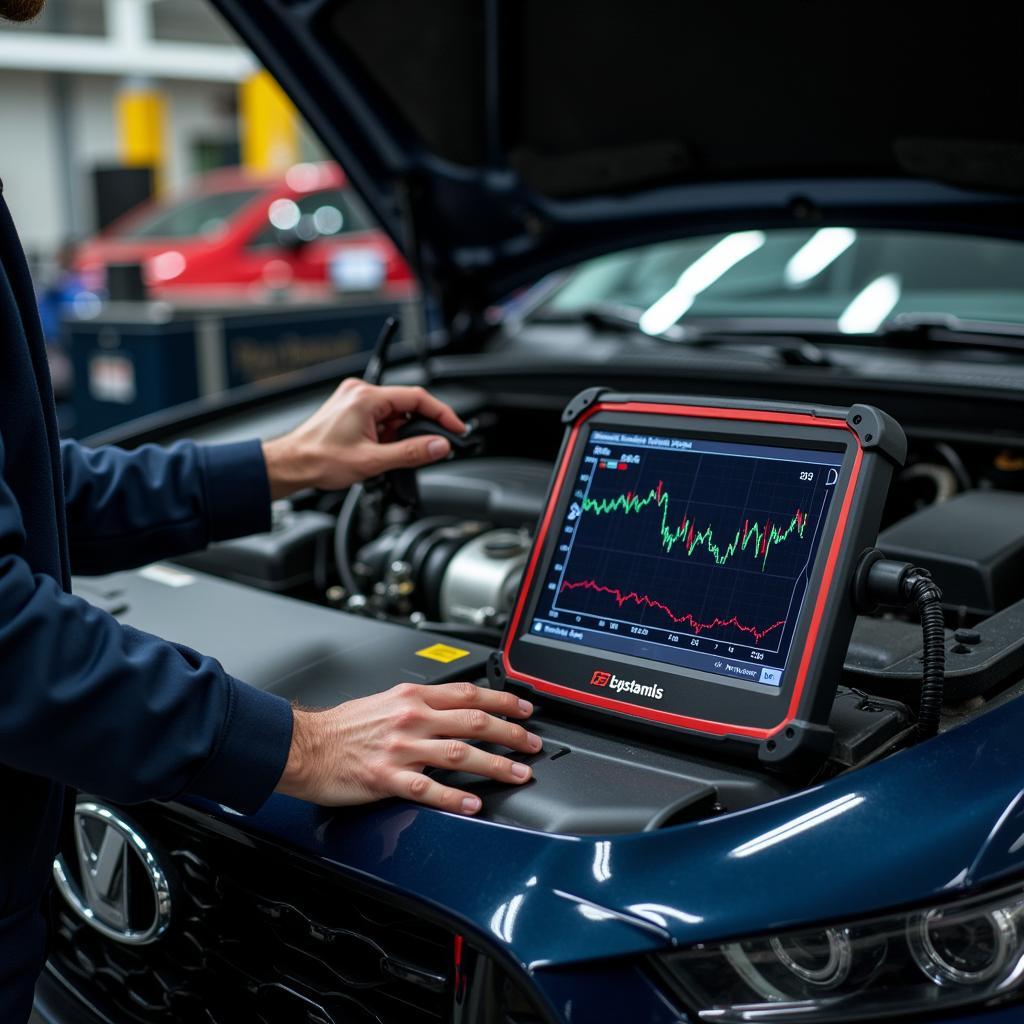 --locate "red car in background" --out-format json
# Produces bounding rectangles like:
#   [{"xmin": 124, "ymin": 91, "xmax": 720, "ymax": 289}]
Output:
[{"xmin": 74, "ymin": 162, "xmax": 415, "ymax": 301}]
